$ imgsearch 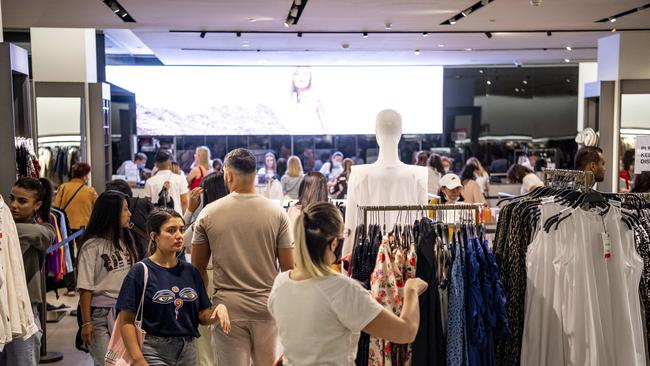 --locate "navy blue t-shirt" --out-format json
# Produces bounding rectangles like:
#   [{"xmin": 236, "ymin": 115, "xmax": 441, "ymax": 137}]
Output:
[{"xmin": 116, "ymin": 258, "xmax": 211, "ymax": 338}]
